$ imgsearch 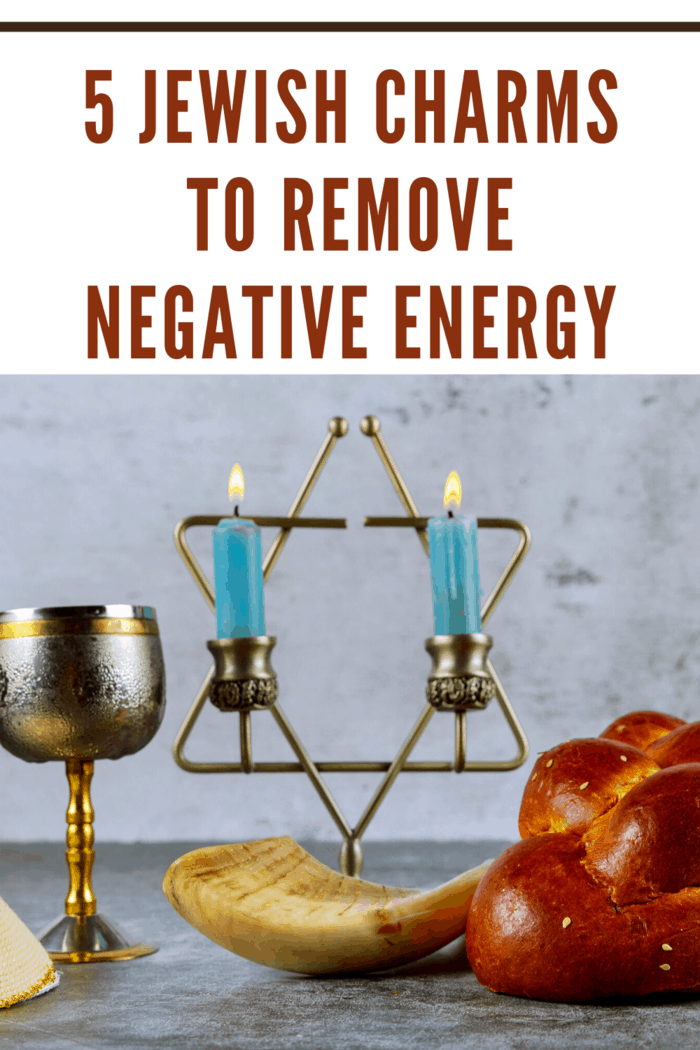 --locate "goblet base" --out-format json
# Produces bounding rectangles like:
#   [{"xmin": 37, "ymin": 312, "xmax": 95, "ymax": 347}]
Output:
[{"xmin": 38, "ymin": 913, "xmax": 158, "ymax": 964}]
